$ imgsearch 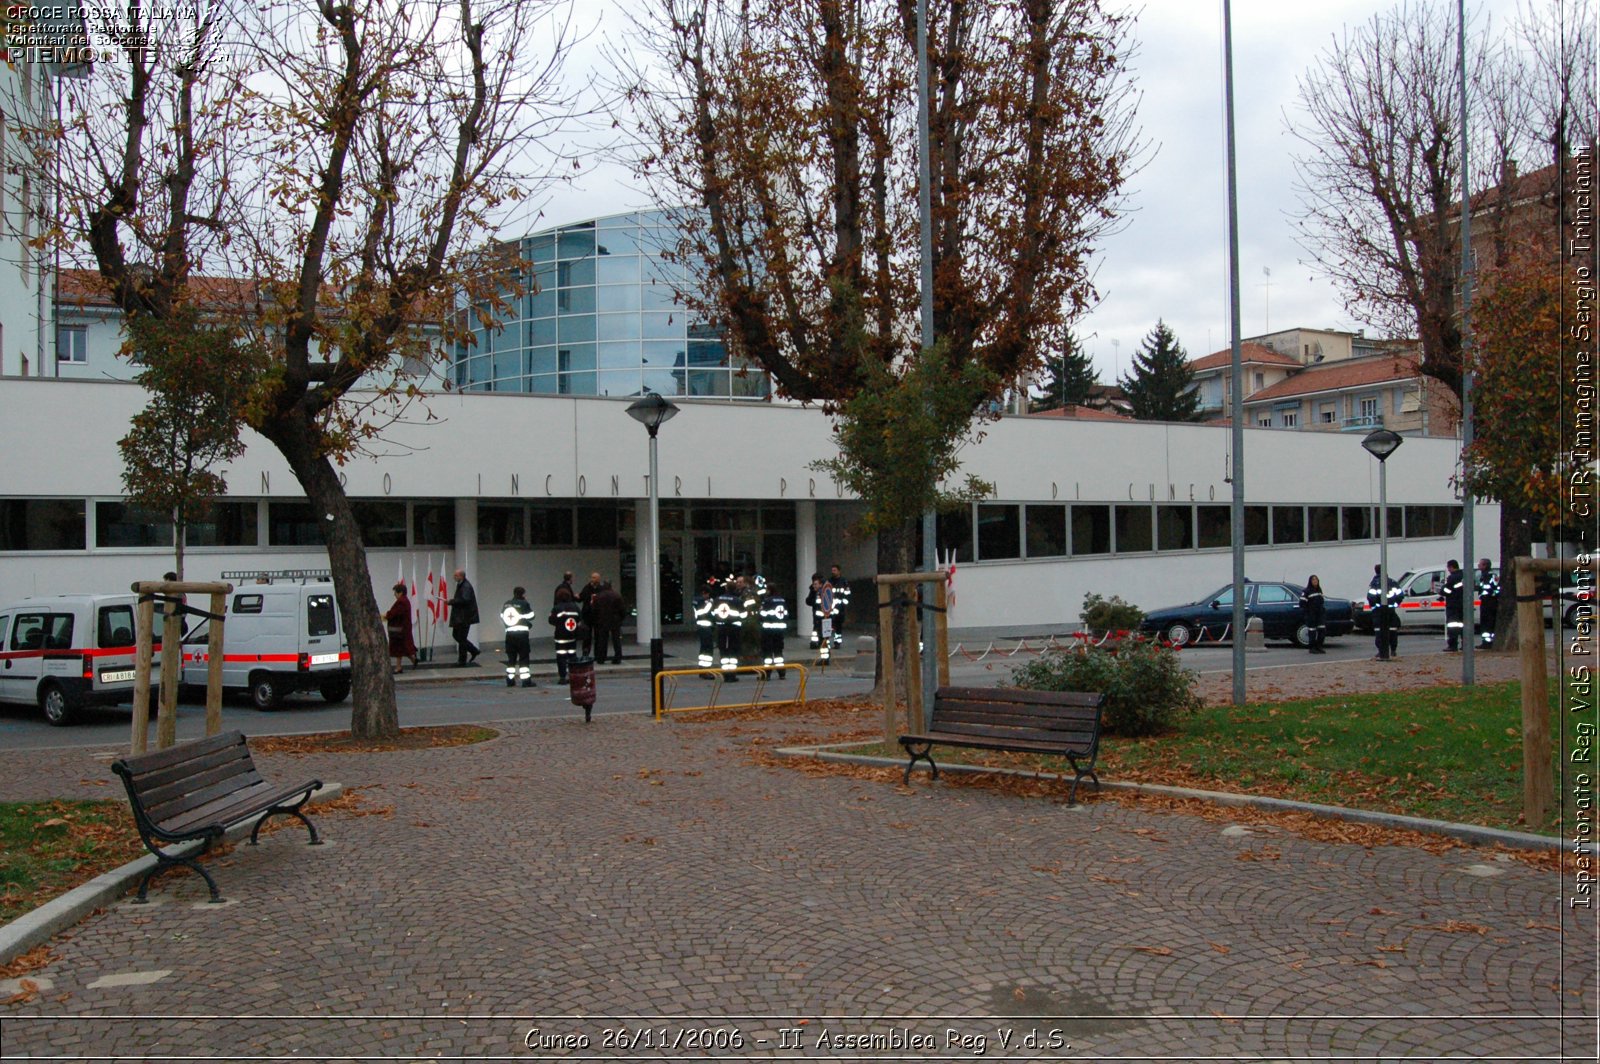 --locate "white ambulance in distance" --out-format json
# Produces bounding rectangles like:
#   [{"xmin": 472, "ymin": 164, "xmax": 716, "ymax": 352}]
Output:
[
  {"xmin": 0, "ymin": 594, "xmax": 152, "ymax": 726},
  {"xmin": 181, "ymin": 580, "xmax": 352, "ymax": 709}
]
